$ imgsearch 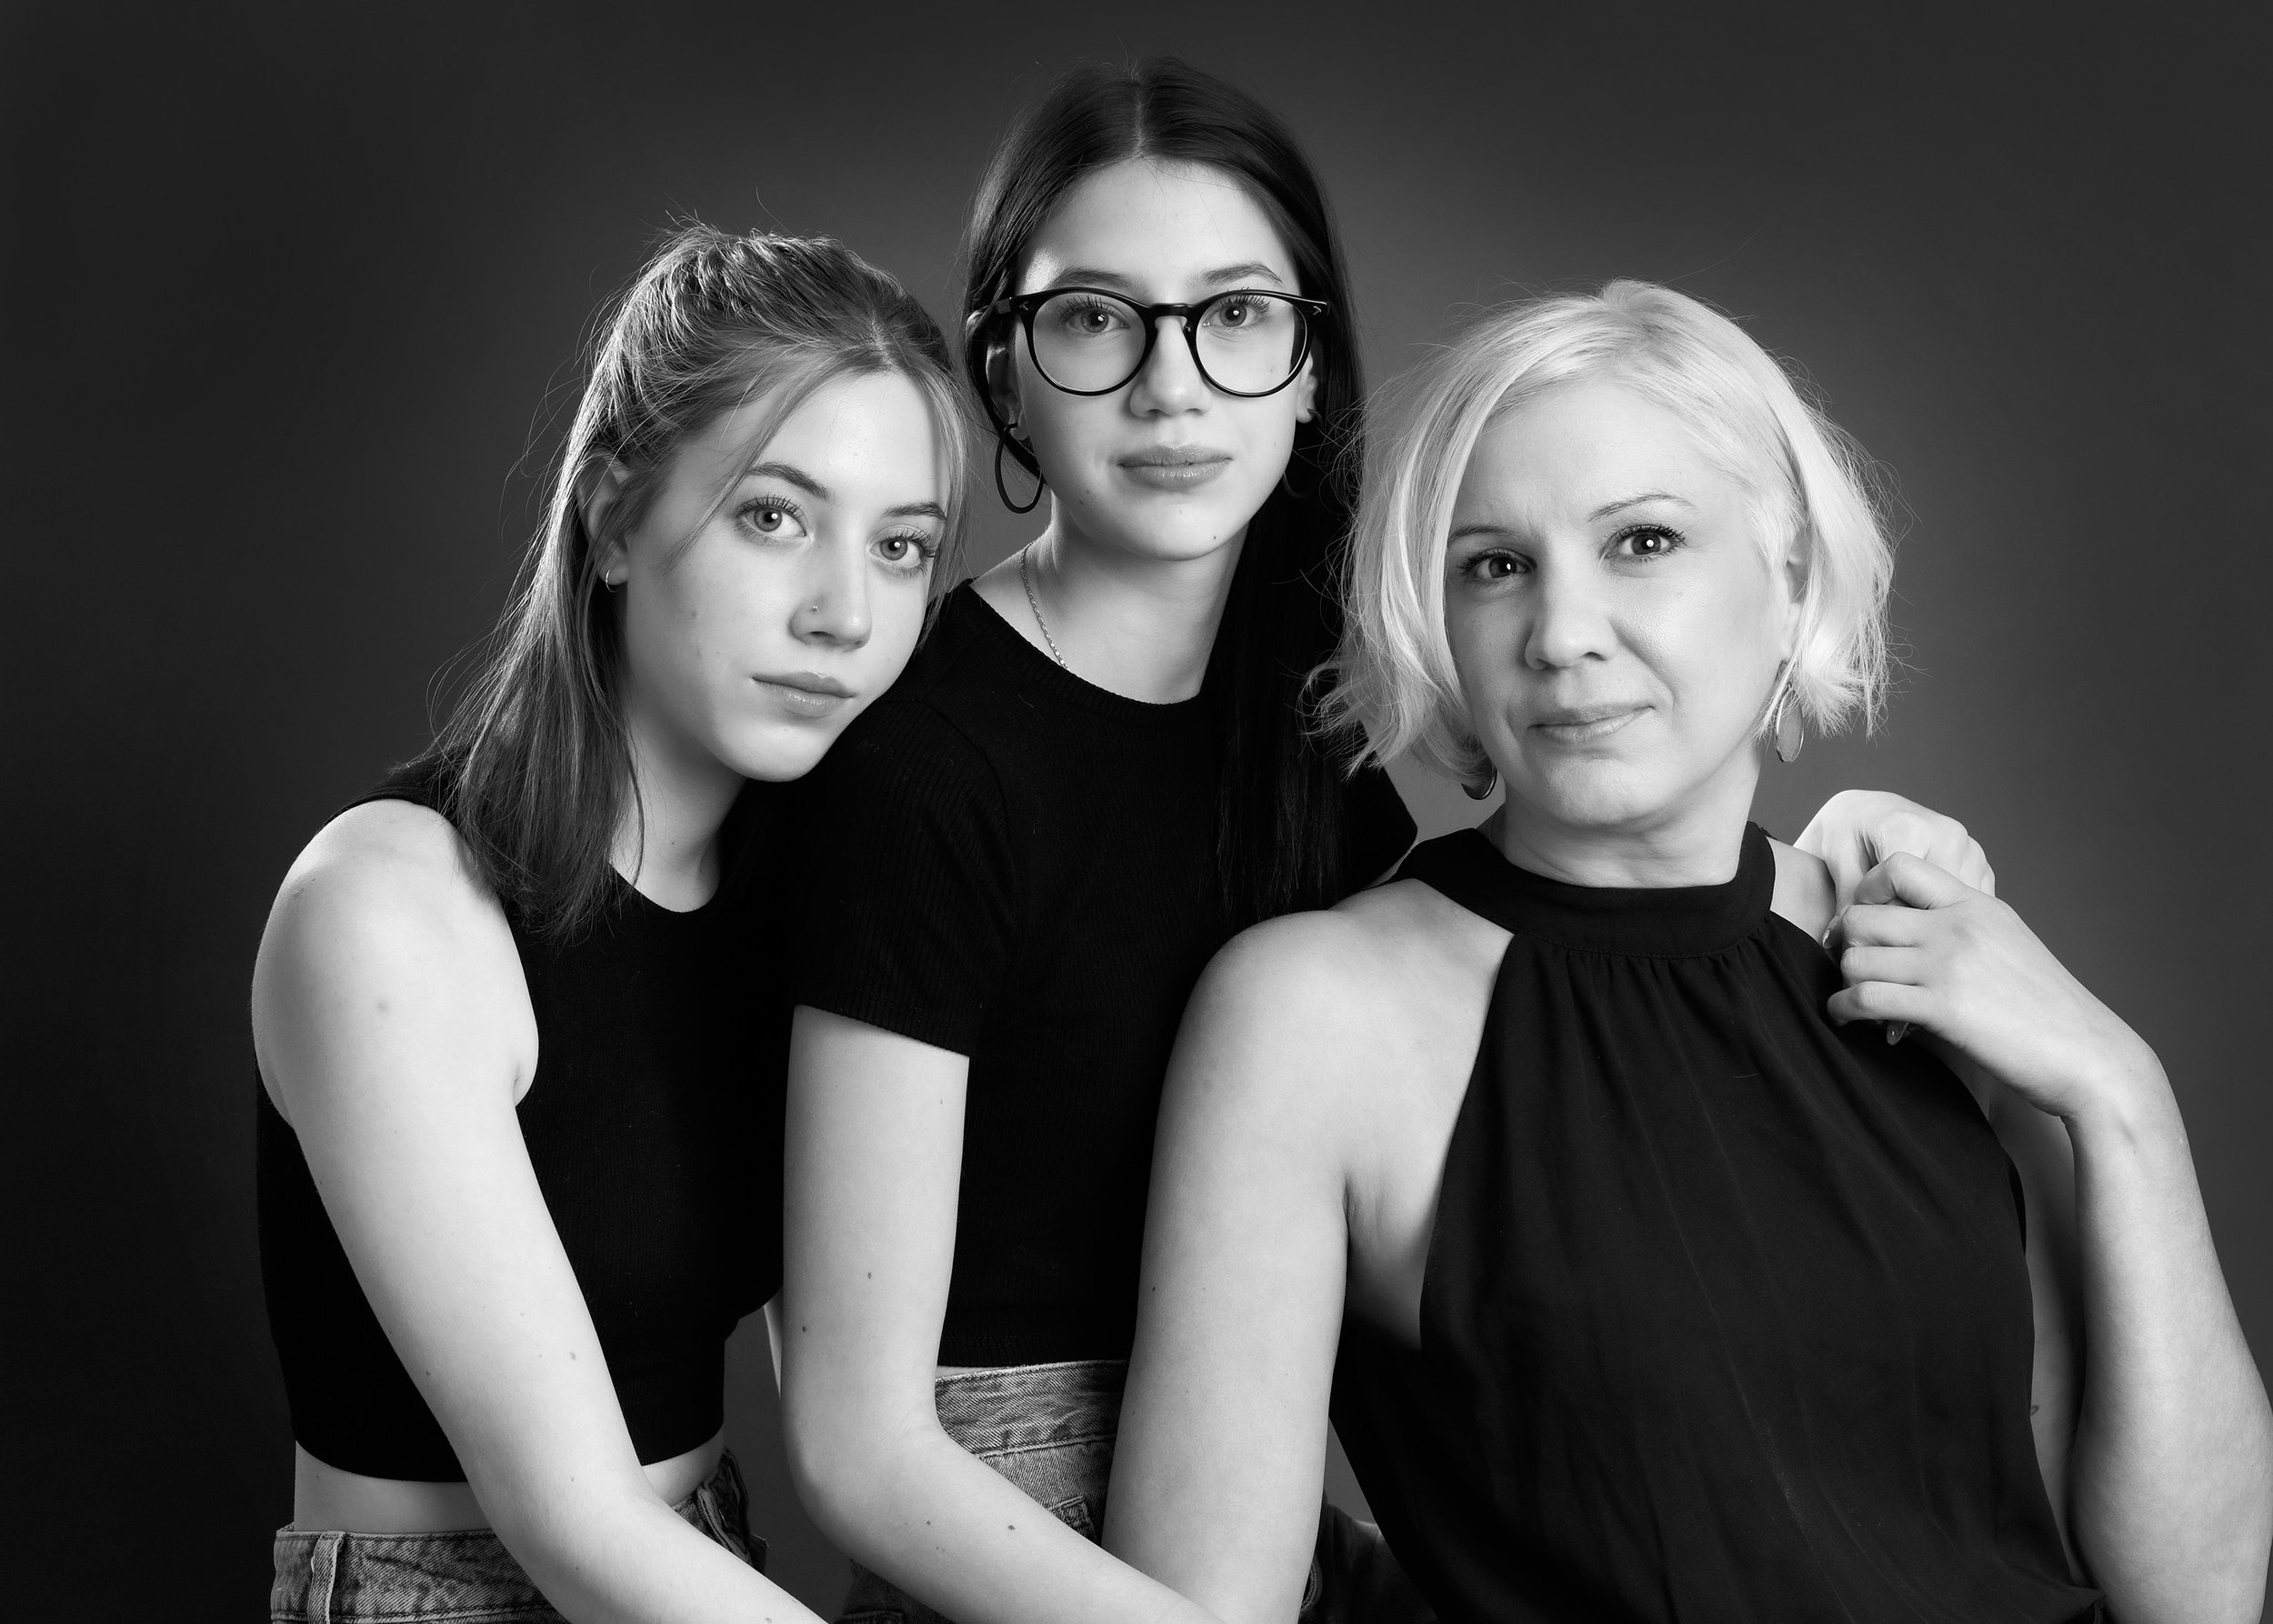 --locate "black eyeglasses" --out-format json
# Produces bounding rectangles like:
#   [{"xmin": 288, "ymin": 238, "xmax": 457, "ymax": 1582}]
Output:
[{"xmin": 976, "ymin": 286, "xmax": 1330, "ymax": 399}]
